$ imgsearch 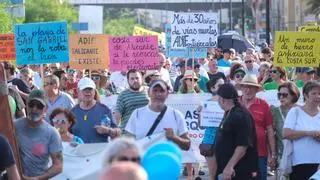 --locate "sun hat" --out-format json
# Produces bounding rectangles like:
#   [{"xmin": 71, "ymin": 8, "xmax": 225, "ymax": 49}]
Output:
[
  {"xmin": 180, "ymin": 70, "xmax": 199, "ymax": 82},
  {"xmin": 239, "ymin": 74, "xmax": 262, "ymax": 89}
]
